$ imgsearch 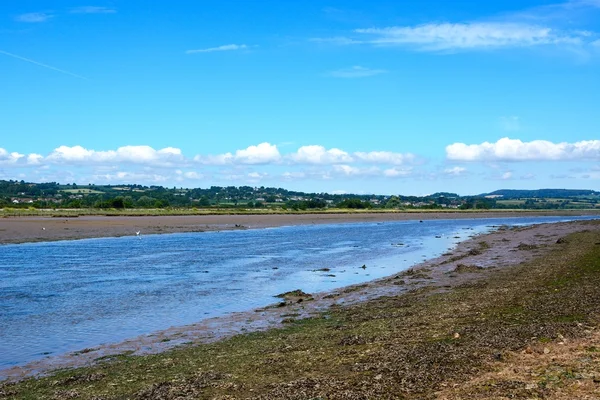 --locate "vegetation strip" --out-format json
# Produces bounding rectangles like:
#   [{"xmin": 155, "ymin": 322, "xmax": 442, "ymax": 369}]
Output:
[
  {"xmin": 2, "ymin": 179, "xmax": 599, "ymax": 212},
  {"xmin": 2, "ymin": 221, "xmax": 599, "ymax": 399}
]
